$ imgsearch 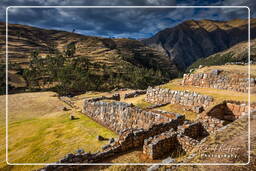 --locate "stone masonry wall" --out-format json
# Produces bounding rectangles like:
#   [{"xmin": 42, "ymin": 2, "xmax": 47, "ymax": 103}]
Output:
[
  {"xmin": 143, "ymin": 129, "xmax": 178, "ymax": 159},
  {"xmin": 198, "ymin": 101, "xmax": 256, "ymax": 133},
  {"xmin": 177, "ymin": 135, "xmax": 200, "ymax": 153},
  {"xmin": 82, "ymin": 99, "xmax": 185, "ymax": 133},
  {"xmin": 182, "ymin": 70, "xmax": 256, "ymax": 93},
  {"xmin": 142, "ymin": 122, "xmax": 207, "ymax": 159},
  {"xmin": 145, "ymin": 87, "xmax": 213, "ymax": 112},
  {"xmin": 124, "ymin": 90, "xmax": 146, "ymax": 99},
  {"xmin": 177, "ymin": 122, "xmax": 207, "ymax": 139}
]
